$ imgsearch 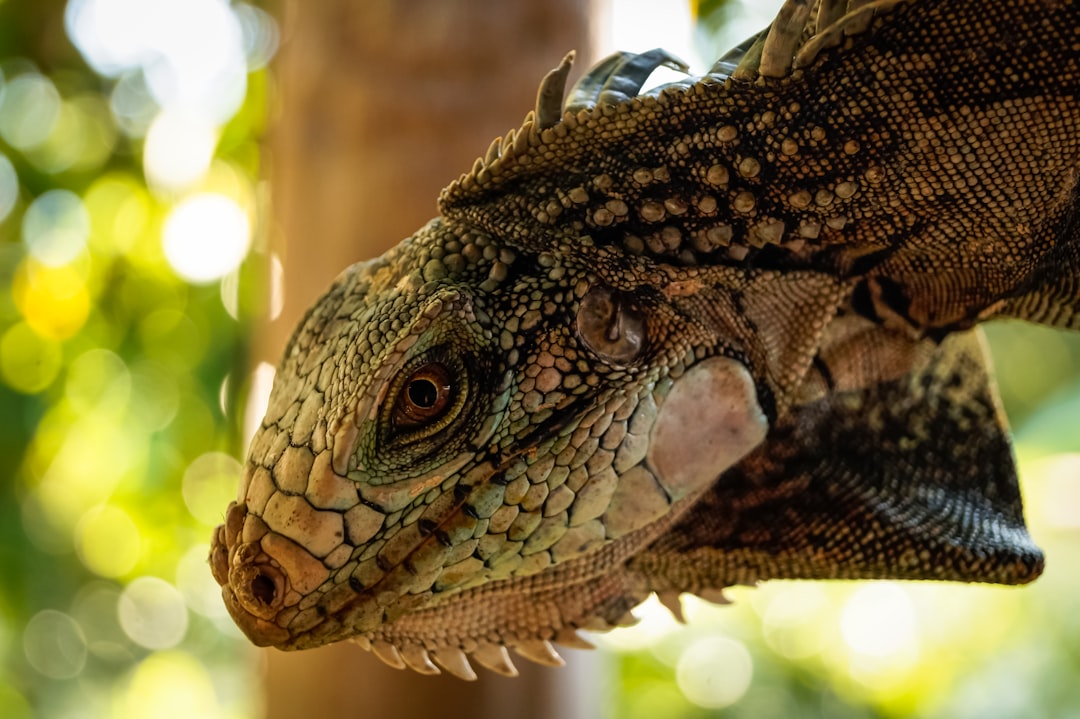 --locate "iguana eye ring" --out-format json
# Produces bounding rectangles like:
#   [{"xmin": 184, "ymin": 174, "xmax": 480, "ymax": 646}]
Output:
[{"xmin": 394, "ymin": 362, "xmax": 453, "ymax": 428}]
